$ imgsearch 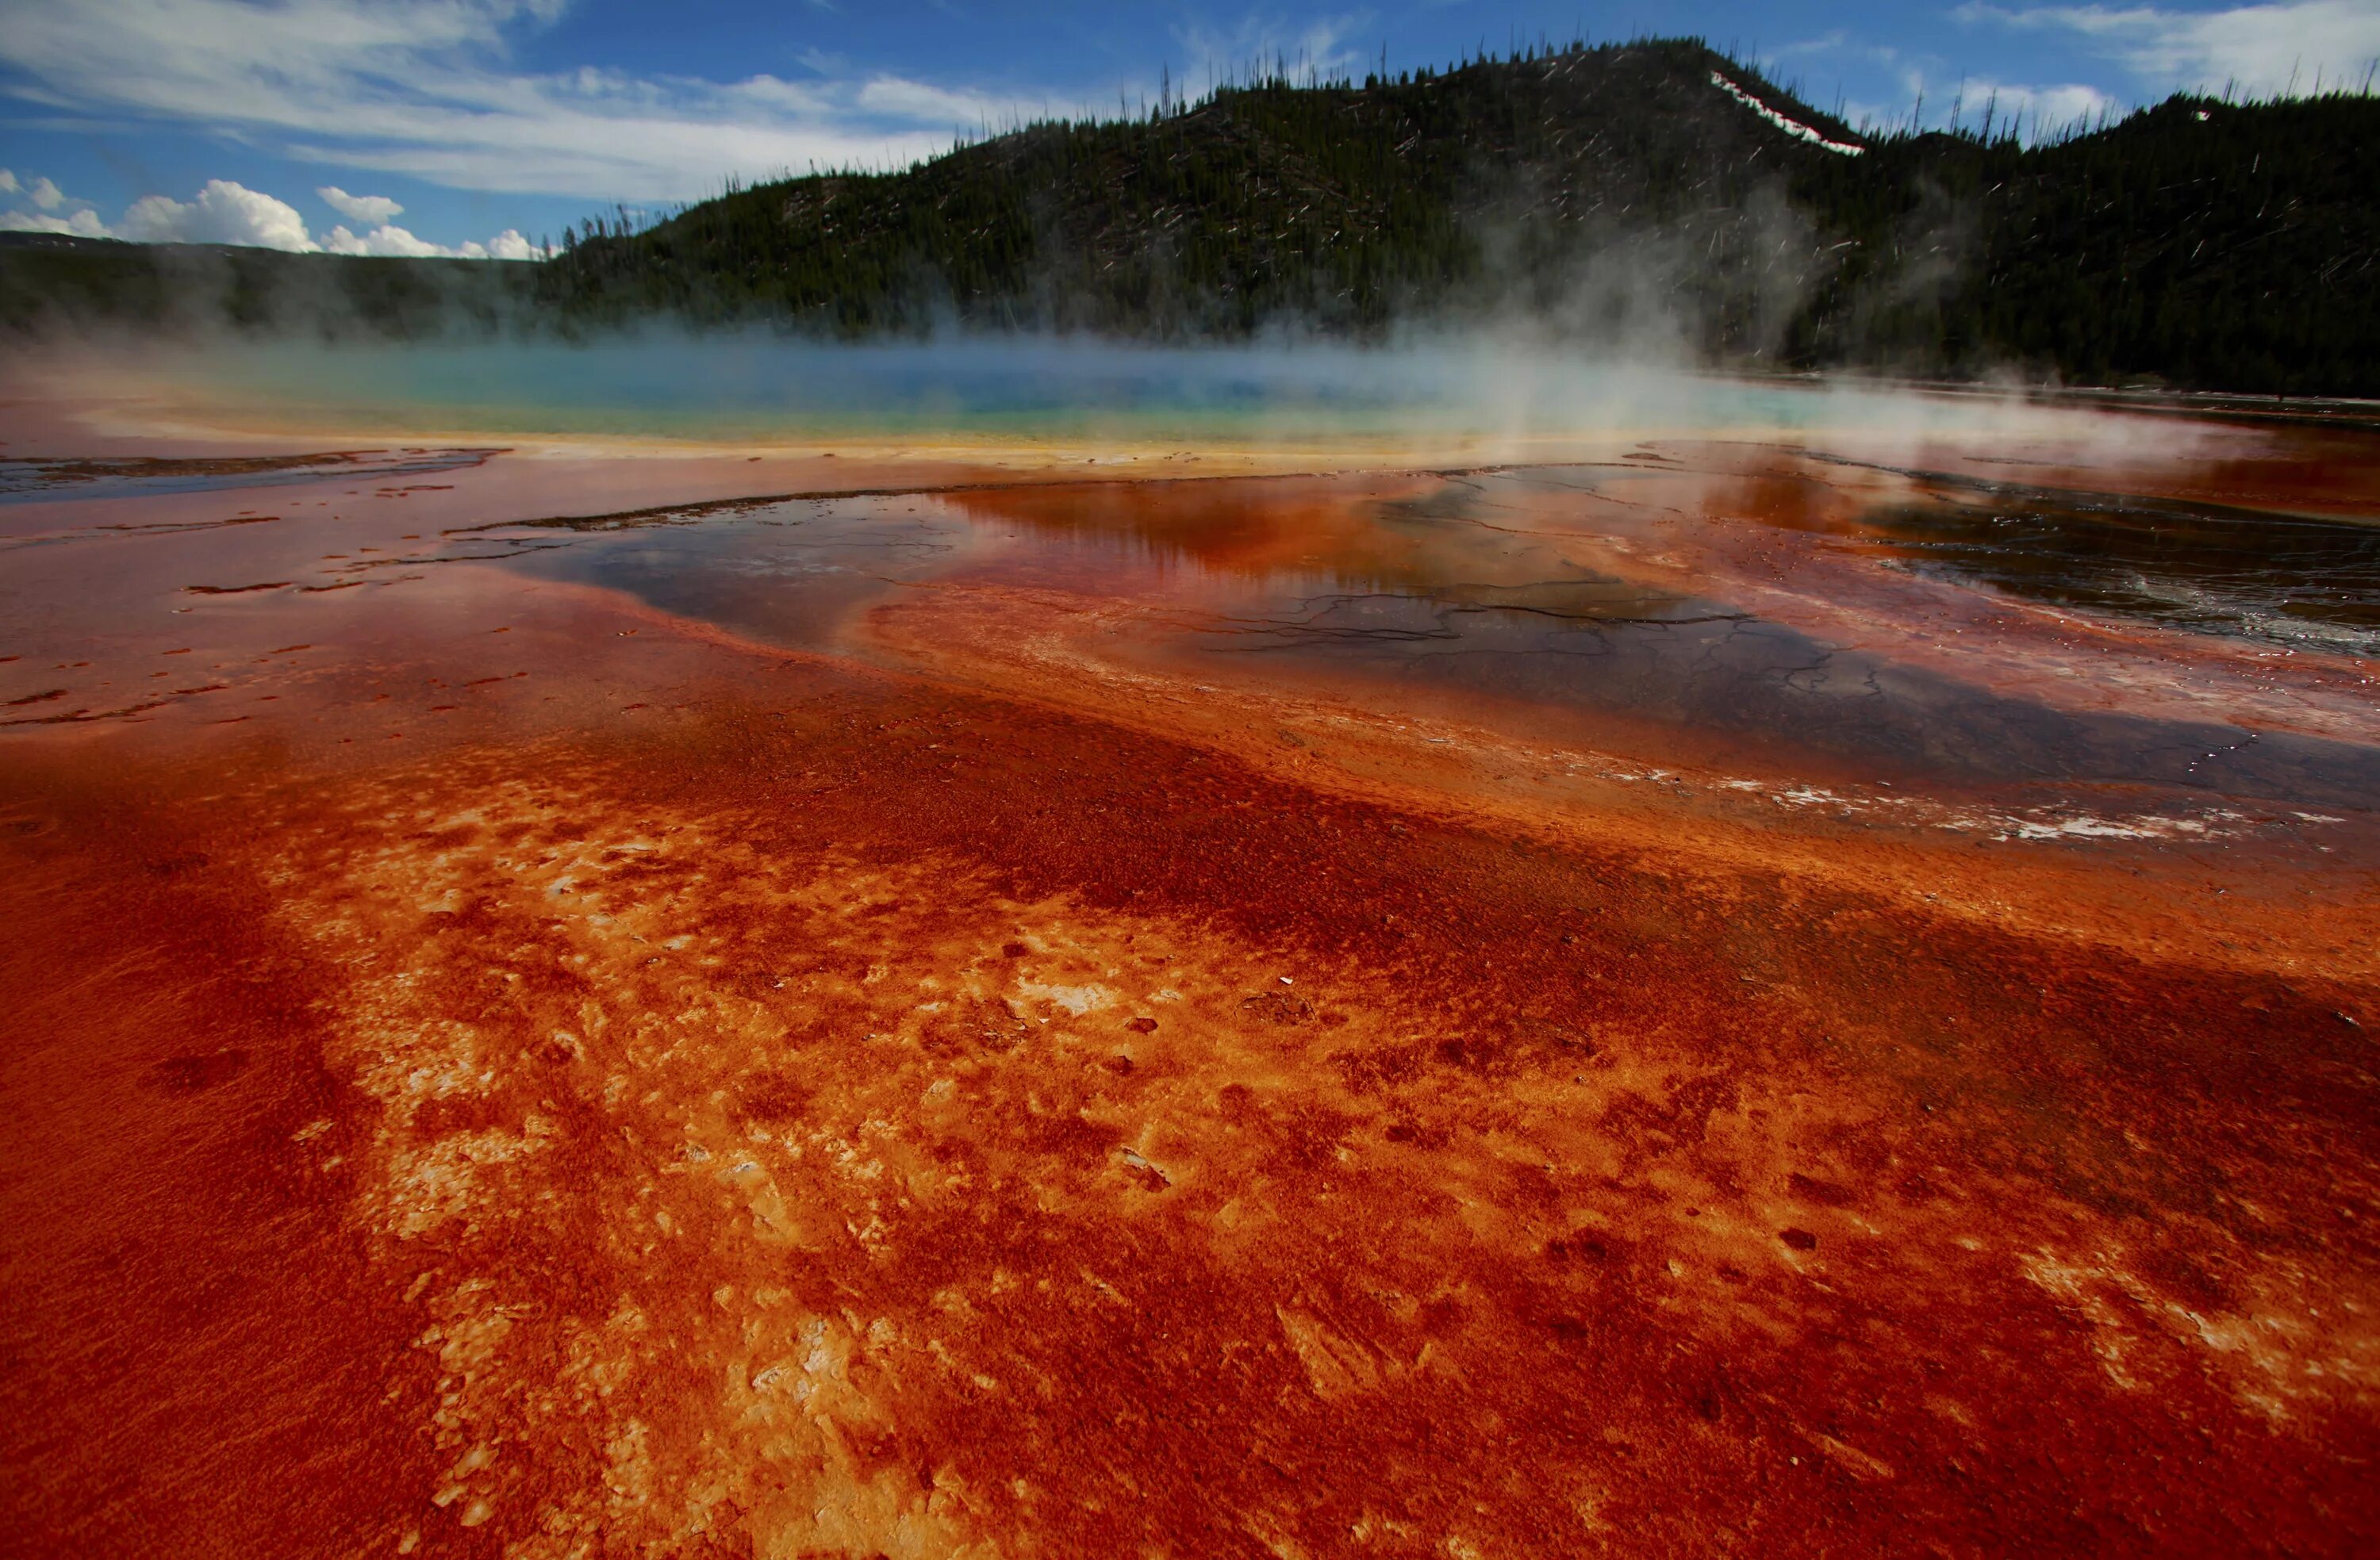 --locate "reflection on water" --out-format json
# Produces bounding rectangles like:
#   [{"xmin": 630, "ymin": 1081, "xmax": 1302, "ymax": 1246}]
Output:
[
  {"xmin": 1862, "ymin": 496, "xmax": 2380, "ymax": 654},
  {"xmin": 1, "ymin": 393, "xmax": 2373, "ymax": 834},
  {"xmin": 1789, "ymin": 453, "xmax": 2380, "ymax": 654},
  {"xmin": 463, "ymin": 451, "xmax": 2380, "ymax": 816},
  {"xmin": 548, "ymin": 498, "xmax": 970, "ymax": 650},
  {"xmin": 1183, "ymin": 578, "xmax": 2379, "ymax": 807}
]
